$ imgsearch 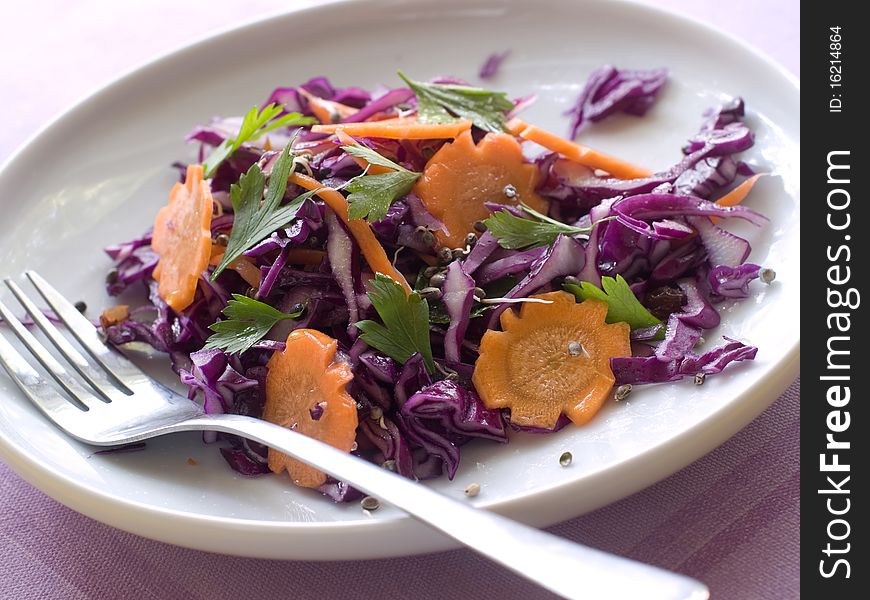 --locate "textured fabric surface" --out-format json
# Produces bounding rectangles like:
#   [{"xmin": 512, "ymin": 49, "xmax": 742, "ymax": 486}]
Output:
[{"xmin": 0, "ymin": 1, "xmax": 799, "ymax": 598}]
